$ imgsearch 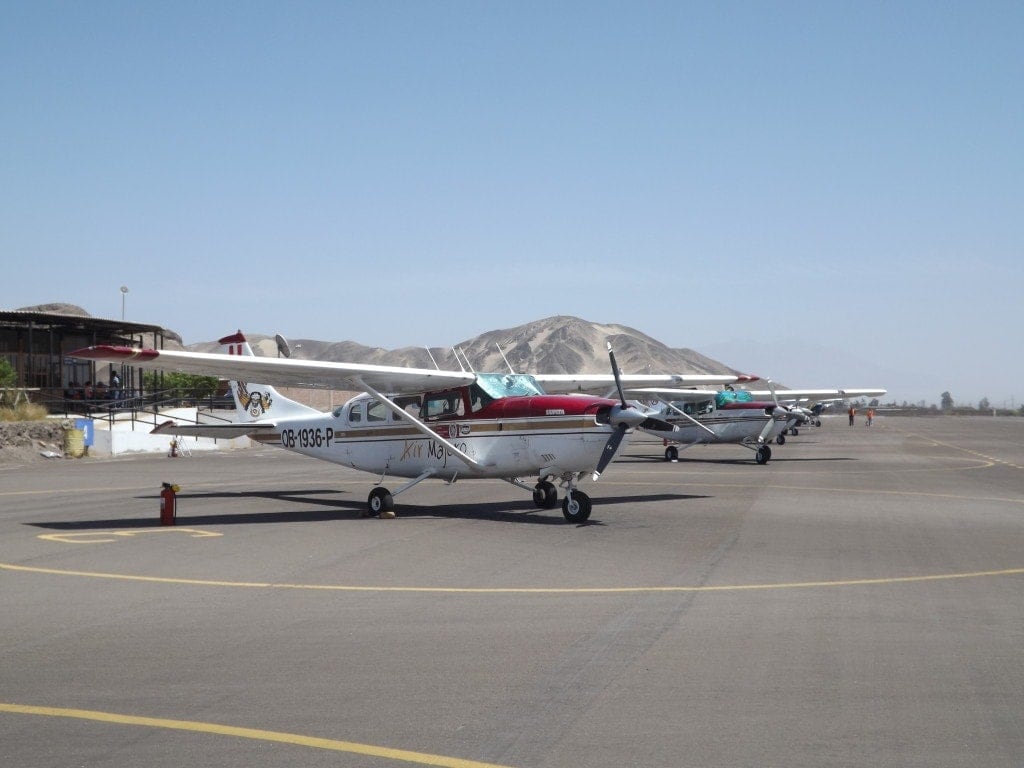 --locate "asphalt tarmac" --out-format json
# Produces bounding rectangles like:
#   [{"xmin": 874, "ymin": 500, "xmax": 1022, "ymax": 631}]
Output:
[{"xmin": 2, "ymin": 414, "xmax": 1023, "ymax": 767}]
